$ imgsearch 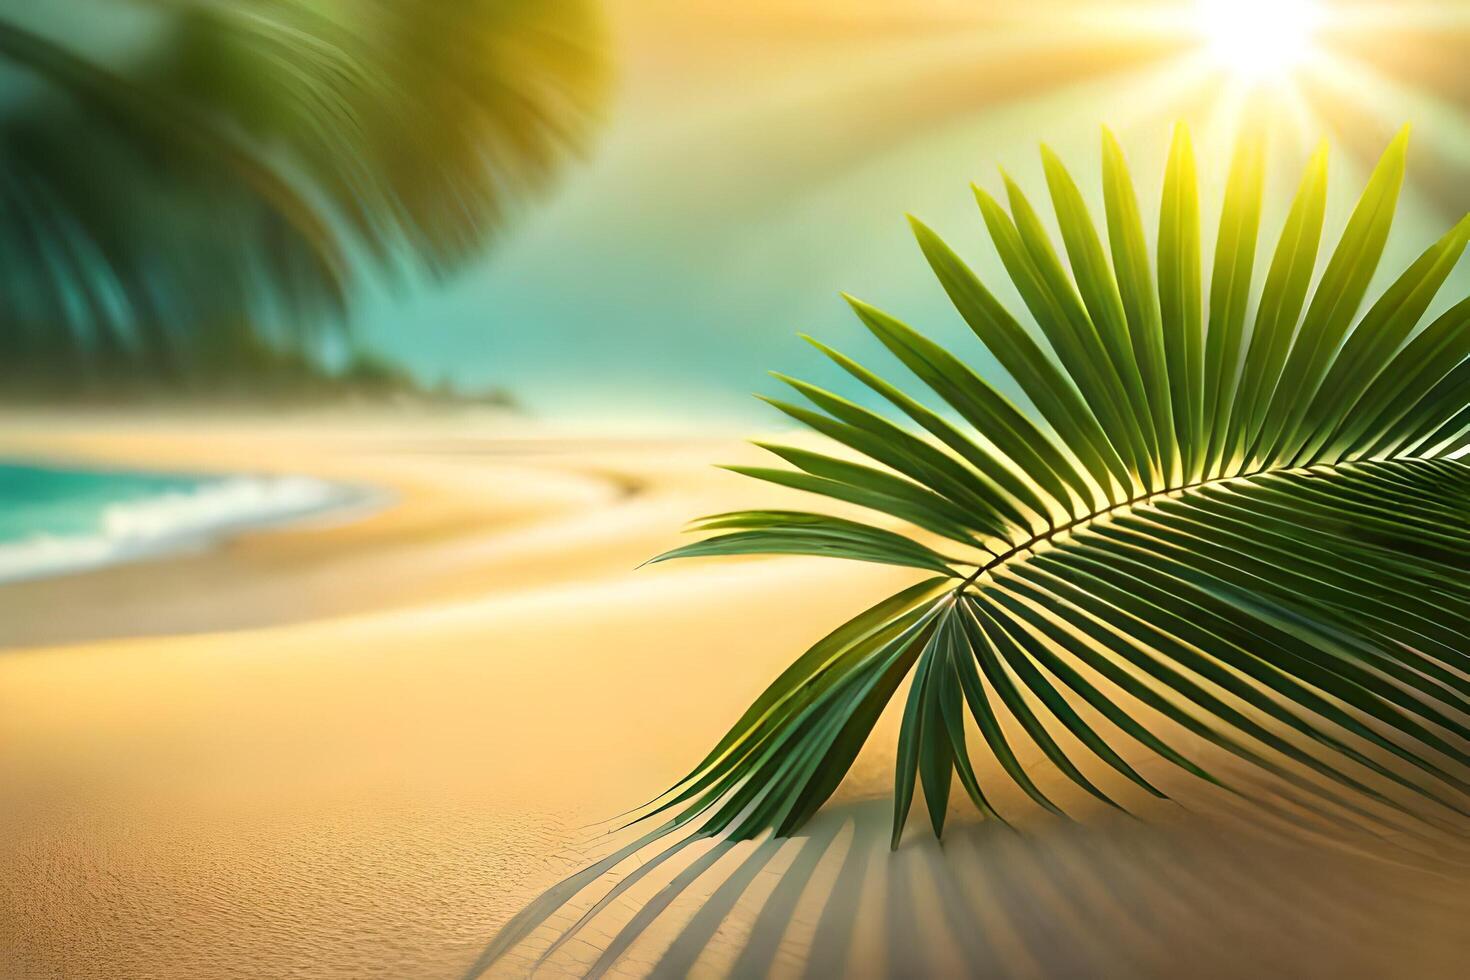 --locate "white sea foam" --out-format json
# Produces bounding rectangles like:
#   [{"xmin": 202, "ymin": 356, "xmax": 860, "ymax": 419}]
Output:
[{"xmin": 0, "ymin": 475, "xmax": 352, "ymax": 584}]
